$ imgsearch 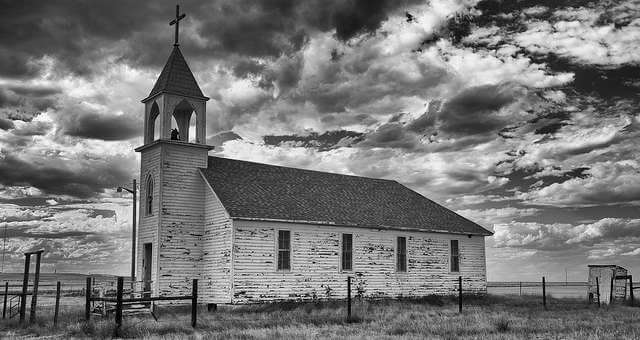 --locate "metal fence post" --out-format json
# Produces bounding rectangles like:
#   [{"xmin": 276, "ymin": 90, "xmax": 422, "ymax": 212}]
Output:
[
  {"xmin": 191, "ymin": 279, "xmax": 198, "ymax": 328},
  {"xmin": 542, "ymin": 276, "xmax": 546, "ymax": 310},
  {"xmin": 54, "ymin": 281, "xmax": 61, "ymax": 326}
]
